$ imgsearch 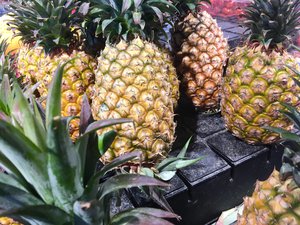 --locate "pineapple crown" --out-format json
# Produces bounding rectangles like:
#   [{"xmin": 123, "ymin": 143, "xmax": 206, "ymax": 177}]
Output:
[
  {"xmin": 7, "ymin": 0, "xmax": 81, "ymax": 53},
  {"xmin": 172, "ymin": 0, "xmax": 210, "ymax": 16},
  {"xmin": 0, "ymin": 62, "xmax": 179, "ymax": 224},
  {"xmin": 82, "ymin": 0, "xmax": 177, "ymax": 44},
  {"xmin": 268, "ymin": 60, "xmax": 300, "ymax": 187},
  {"xmin": 243, "ymin": 0, "xmax": 300, "ymax": 49}
]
